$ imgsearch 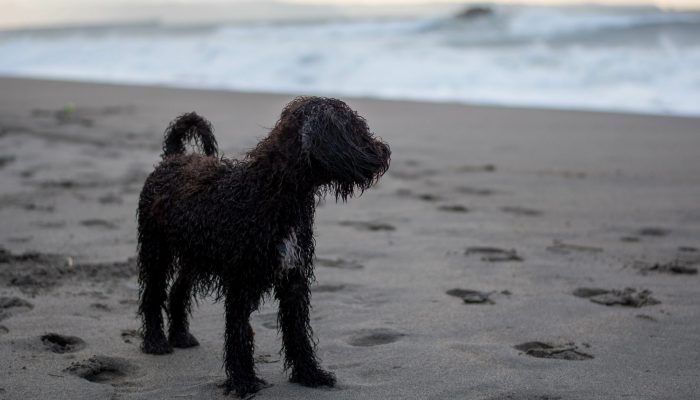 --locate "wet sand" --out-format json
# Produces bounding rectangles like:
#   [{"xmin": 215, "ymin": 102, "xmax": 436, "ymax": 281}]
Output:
[{"xmin": 1, "ymin": 77, "xmax": 699, "ymax": 399}]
